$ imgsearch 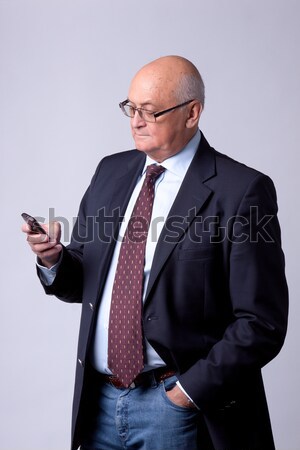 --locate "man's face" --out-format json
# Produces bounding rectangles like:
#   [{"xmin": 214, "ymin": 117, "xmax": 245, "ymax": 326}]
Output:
[{"xmin": 127, "ymin": 69, "xmax": 194, "ymax": 162}]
